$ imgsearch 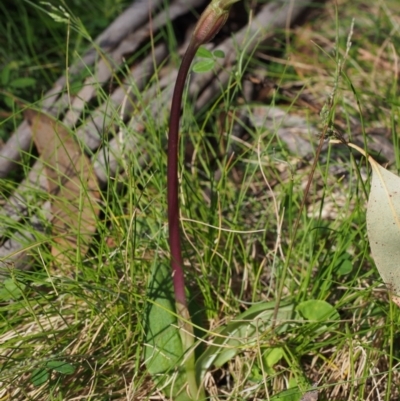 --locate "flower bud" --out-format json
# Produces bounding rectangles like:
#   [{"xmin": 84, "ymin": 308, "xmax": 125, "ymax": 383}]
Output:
[{"xmin": 192, "ymin": 3, "xmax": 229, "ymax": 46}]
